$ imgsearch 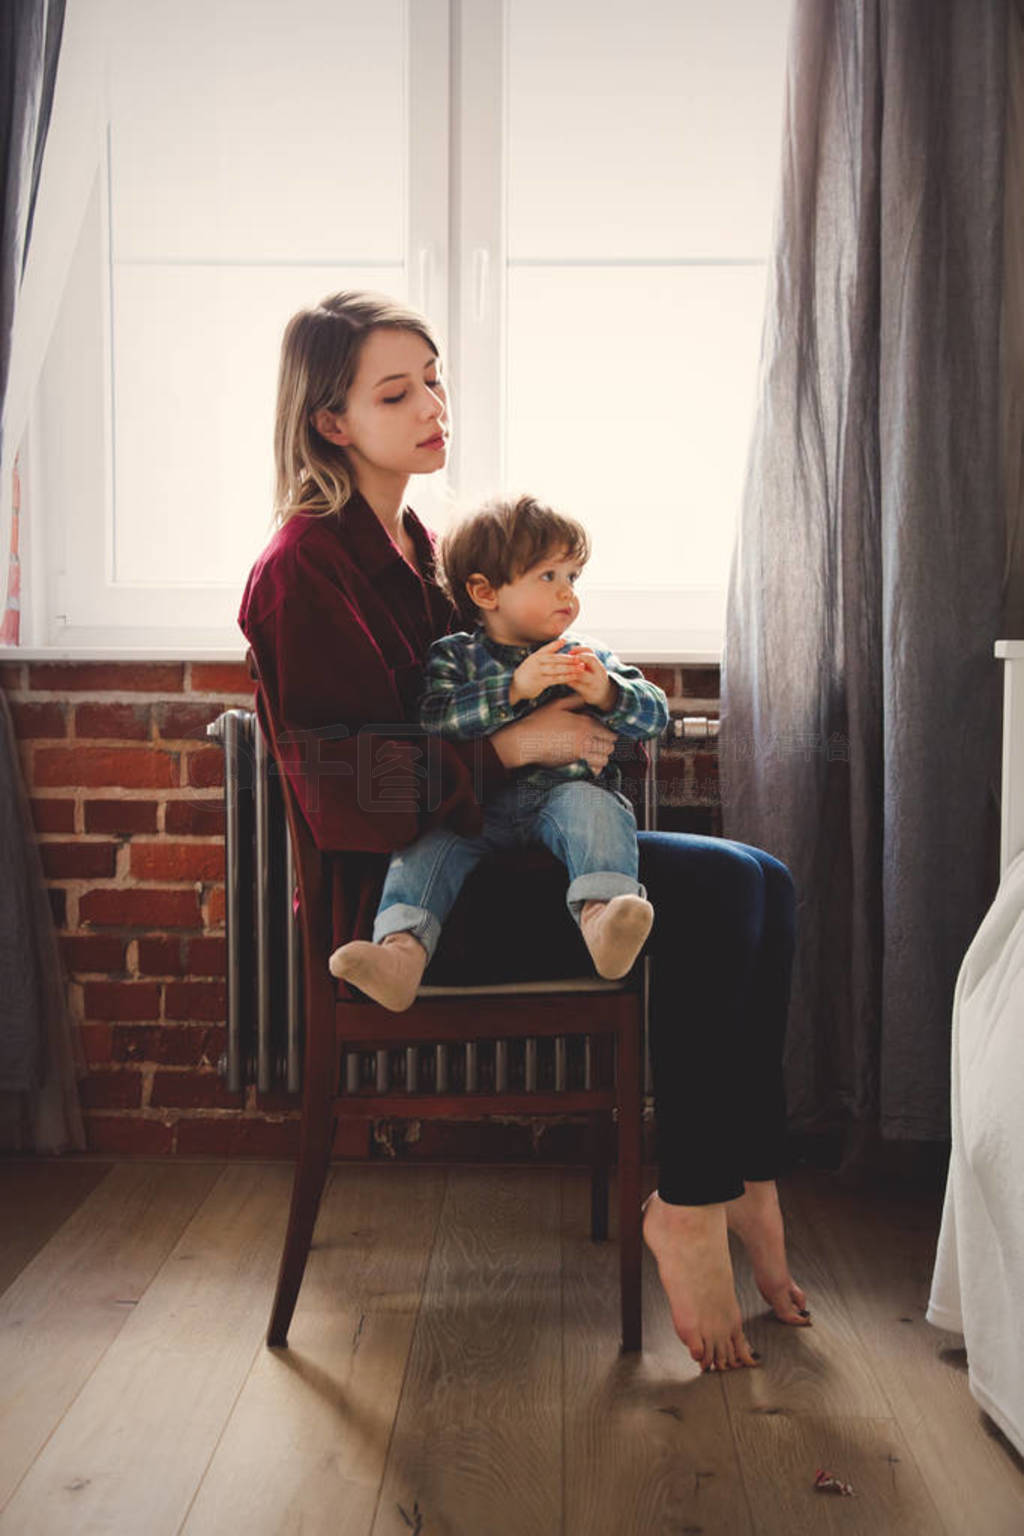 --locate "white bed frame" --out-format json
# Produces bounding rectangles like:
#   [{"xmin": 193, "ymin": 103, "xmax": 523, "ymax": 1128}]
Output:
[{"xmin": 997, "ymin": 640, "xmax": 1024, "ymax": 875}]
